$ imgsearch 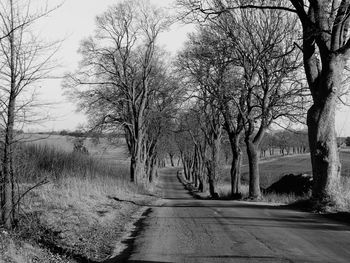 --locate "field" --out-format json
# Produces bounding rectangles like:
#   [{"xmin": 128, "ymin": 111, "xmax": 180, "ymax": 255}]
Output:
[
  {"xmin": 21, "ymin": 133, "xmax": 130, "ymax": 165},
  {"xmin": 0, "ymin": 133, "xmax": 155, "ymax": 262},
  {"xmin": 218, "ymin": 150, "xmax": 350, "ymax": 207},
  {"xmin": 220, "ymin": 150, "xmax": 350, "ymax": 188}
]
